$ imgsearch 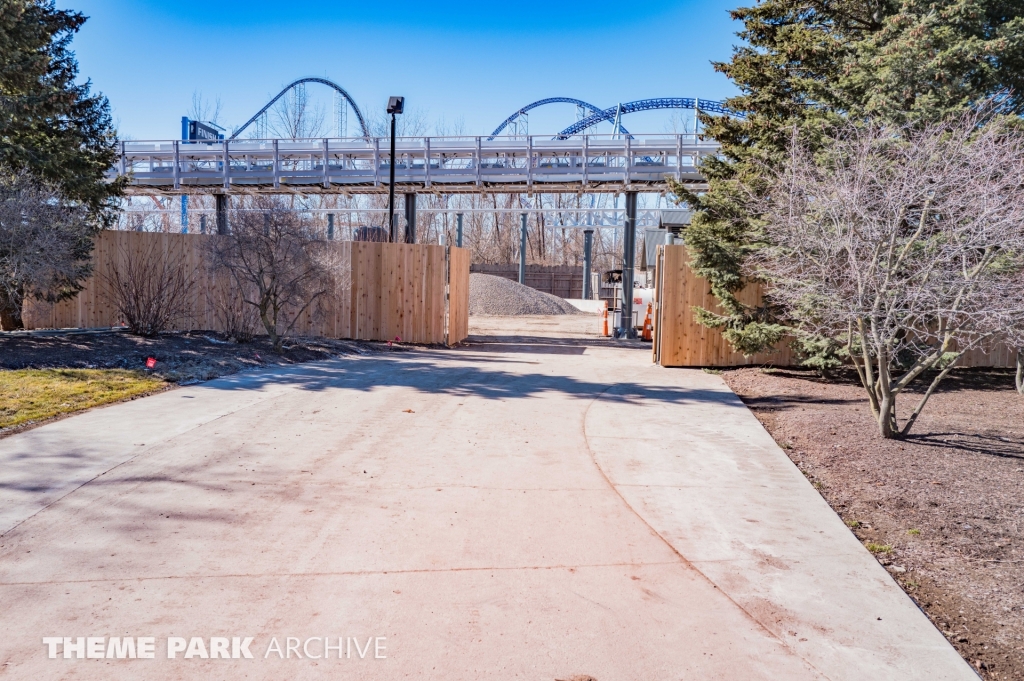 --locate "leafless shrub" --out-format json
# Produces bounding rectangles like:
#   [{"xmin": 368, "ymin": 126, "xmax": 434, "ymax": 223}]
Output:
[
  {"xmin": 206, "ymin": 283, "xmax": 261, "ymax": 343},
  {"xmin": 102, "ymin": 238, "xmax": 195, "ymax": 336},
  {"xmin": 753, "ymin": 106, "xmax": 1024, "ymax": 438},
  {"xmin": 0, "ymin": 169, "xmax": 94, "ymax": 329},
  {"xmin": 208, "ymin": 197, "xmax": 332, "ymax": 351}
]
